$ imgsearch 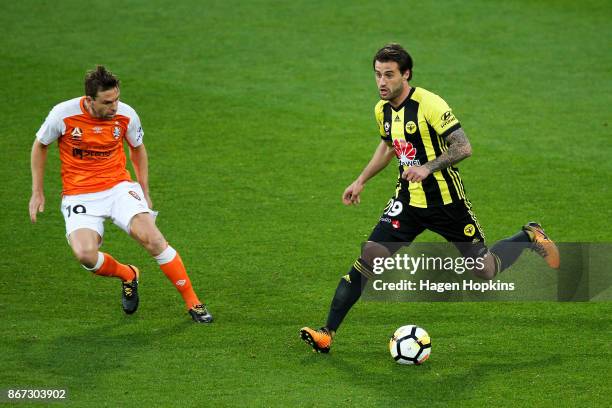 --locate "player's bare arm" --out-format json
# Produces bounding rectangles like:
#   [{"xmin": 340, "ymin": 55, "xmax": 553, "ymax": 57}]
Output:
[
  {"xmin": 402, "ymin": 128, "xmax": 472, "ymax": 183},
  {"xmin": 29, "ymin": 140, "xmax": 49, "ymax": 222},
  {"xmin": 343, "ymin": 140, "xmax": 396, "ymax": 205},
  {"xmin": 129, "ymin": 144, "xmax": 152, "ymax": 208}
]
